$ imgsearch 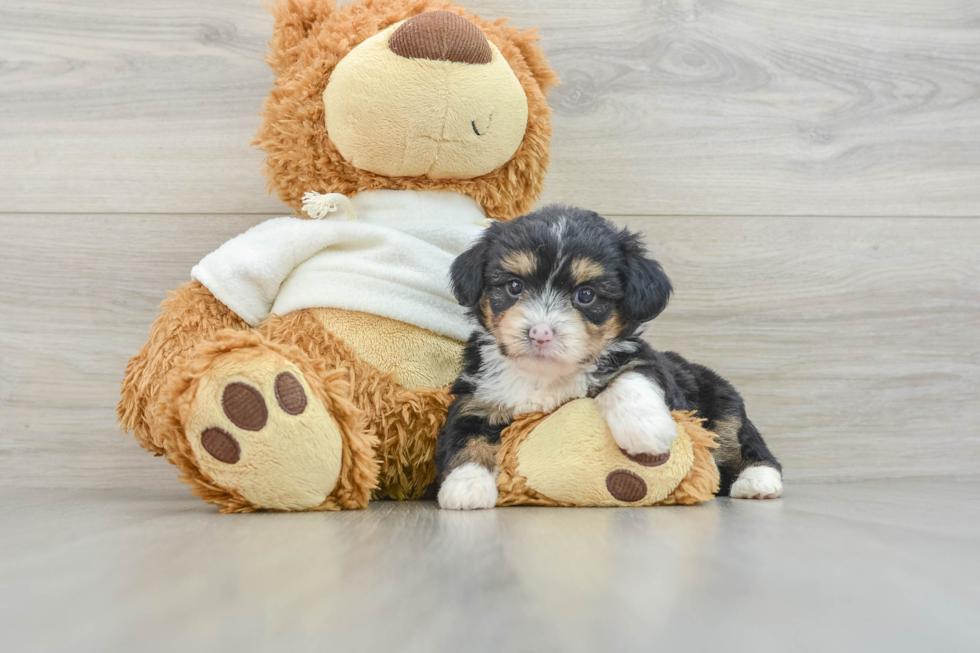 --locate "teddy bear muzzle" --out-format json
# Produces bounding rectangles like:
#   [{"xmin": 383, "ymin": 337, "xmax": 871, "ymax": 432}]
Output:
[{"xmin": 322, "ymin": 12, "xmax": 530, "ymax": 180}]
